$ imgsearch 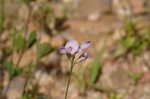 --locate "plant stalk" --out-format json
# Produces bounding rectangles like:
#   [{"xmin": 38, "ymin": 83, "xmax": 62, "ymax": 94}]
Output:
[{"xmin": 65, "ymin": 57, "xmax": 75, "ymax": 99}]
